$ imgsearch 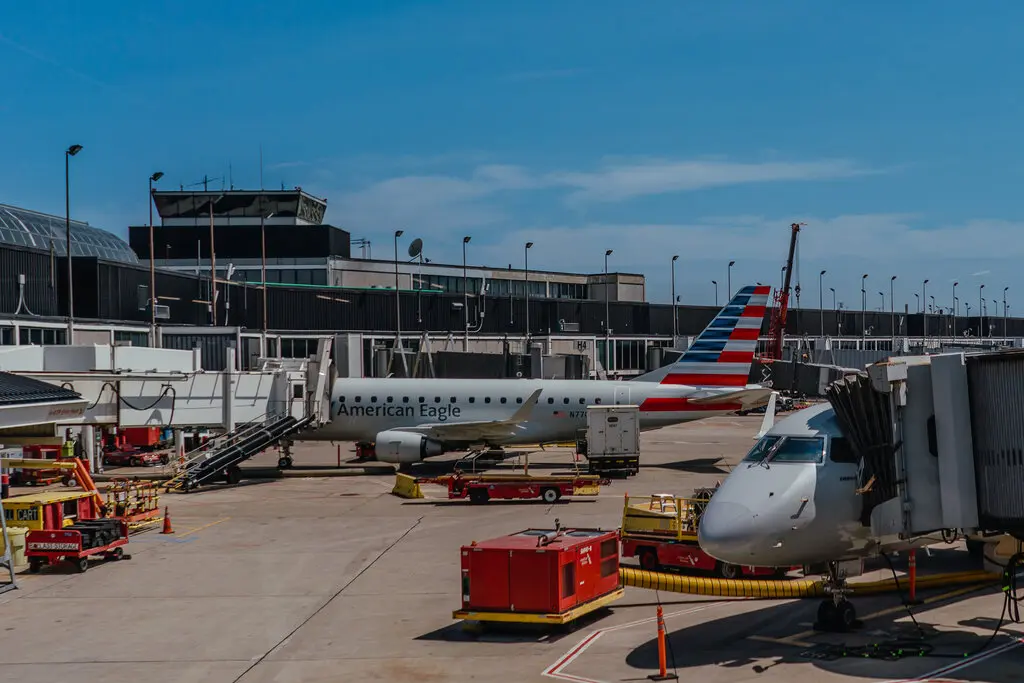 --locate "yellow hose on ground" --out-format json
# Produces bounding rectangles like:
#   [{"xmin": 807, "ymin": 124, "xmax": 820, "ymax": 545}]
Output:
[{"xmin": 619, "ymin": 567, "xmax": 1001, "ymax": 599}]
